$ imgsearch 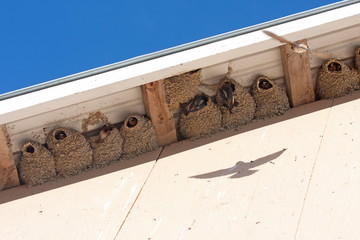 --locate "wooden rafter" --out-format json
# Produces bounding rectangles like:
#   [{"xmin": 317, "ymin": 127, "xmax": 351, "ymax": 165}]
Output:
[
  {"xmin": 141, "ymin": 80, "xmax": 177, "ymax": 147},
  {"xmin": 281, "ymin": 39, "xmax": 315, "ymax": 107},
  {"xmin": 0, "ymin": 124, "xmax": 20, "ymax": 190}
]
